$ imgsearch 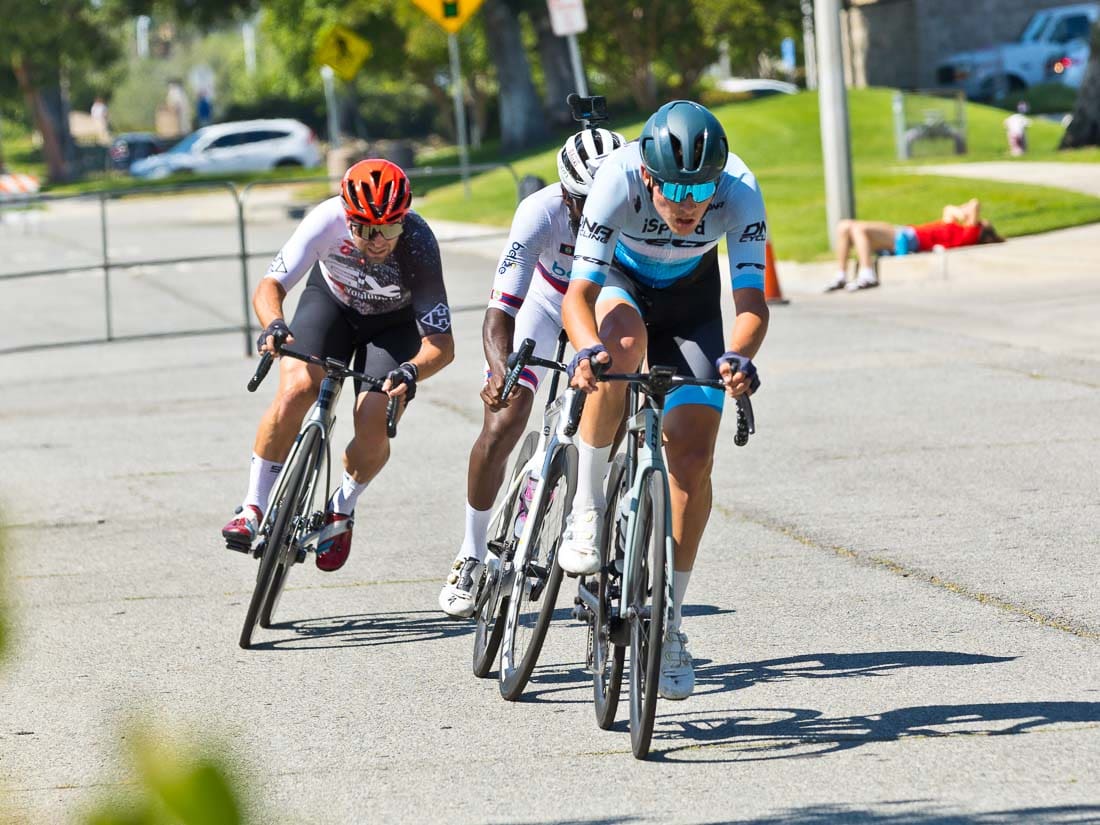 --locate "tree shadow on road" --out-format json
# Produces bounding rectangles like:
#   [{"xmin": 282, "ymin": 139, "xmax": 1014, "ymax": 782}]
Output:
[
  {"xmin": 248, "ymin": 609, "xmax": 475, "ymax": 650},
  {"xmin": 693, "ymin": 803, "xmax": 1100, "ymax": 824},
  {"xmin": 648, "ymin": 700, "xmax": 1100, "ymax": 765},
  {"xmin": 692, "ymin": 651, "xmax": 1017, "ymax": 698}
]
